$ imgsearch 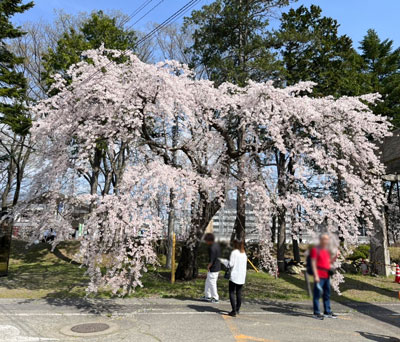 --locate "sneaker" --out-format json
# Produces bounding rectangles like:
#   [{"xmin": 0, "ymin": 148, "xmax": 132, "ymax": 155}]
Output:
[
  {"xmin": 210, "ymin": 298, "xmax": 219, "ymax": 303},
  {"xmin": 201, "ymin": 296, "xmax": 211, "ymax": 302},
  {"xmin": 312, "ymin": 314, "xmax": 324, "ymax": 320},
  {"xmin": 324, "ymin": 312, "xmax": 338, "ymax": 319},
  {"xmin": 228, "ymin": 311, "xmax": 237, "ymax": 317}
]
